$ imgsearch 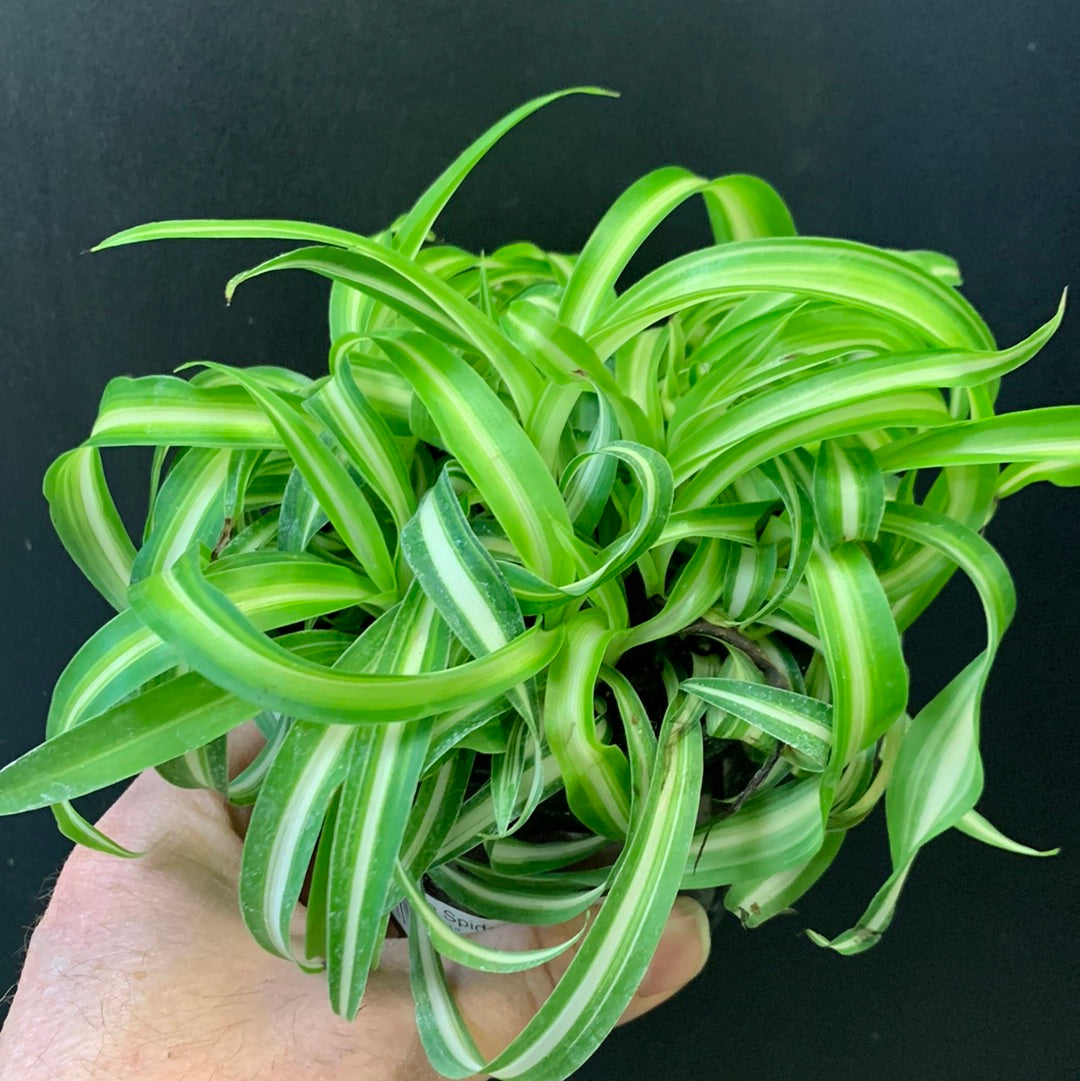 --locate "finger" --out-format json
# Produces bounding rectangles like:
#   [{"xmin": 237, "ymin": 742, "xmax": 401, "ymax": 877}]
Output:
[
  {"xmin": 450, "ymin": 895, "xmax": 711, "ymax": 1061},
  {"xmin": 81, "ymin": 719, "xmax": 265, "ymax": 857},
  {"xmin": 616, "ymin": 896, "xmax": 712, "ymax": 1023},
  {"xmin": 78, "ymin": 762, "xmax": 249, "ymax": 895},
  {"xmin": 69, "ymin": 721, "xmax": 280, "ymax": 916},
  {"xmin": 62, "ymin": 722, "xmax": 267, "ymax": 918},
  {"xmin": 222, "ymin": 720, "xmax": 268, "ymax": 837},
  {"xmin": 227, "ymin": 719, "xmax": 267, "ymax": 777}
]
